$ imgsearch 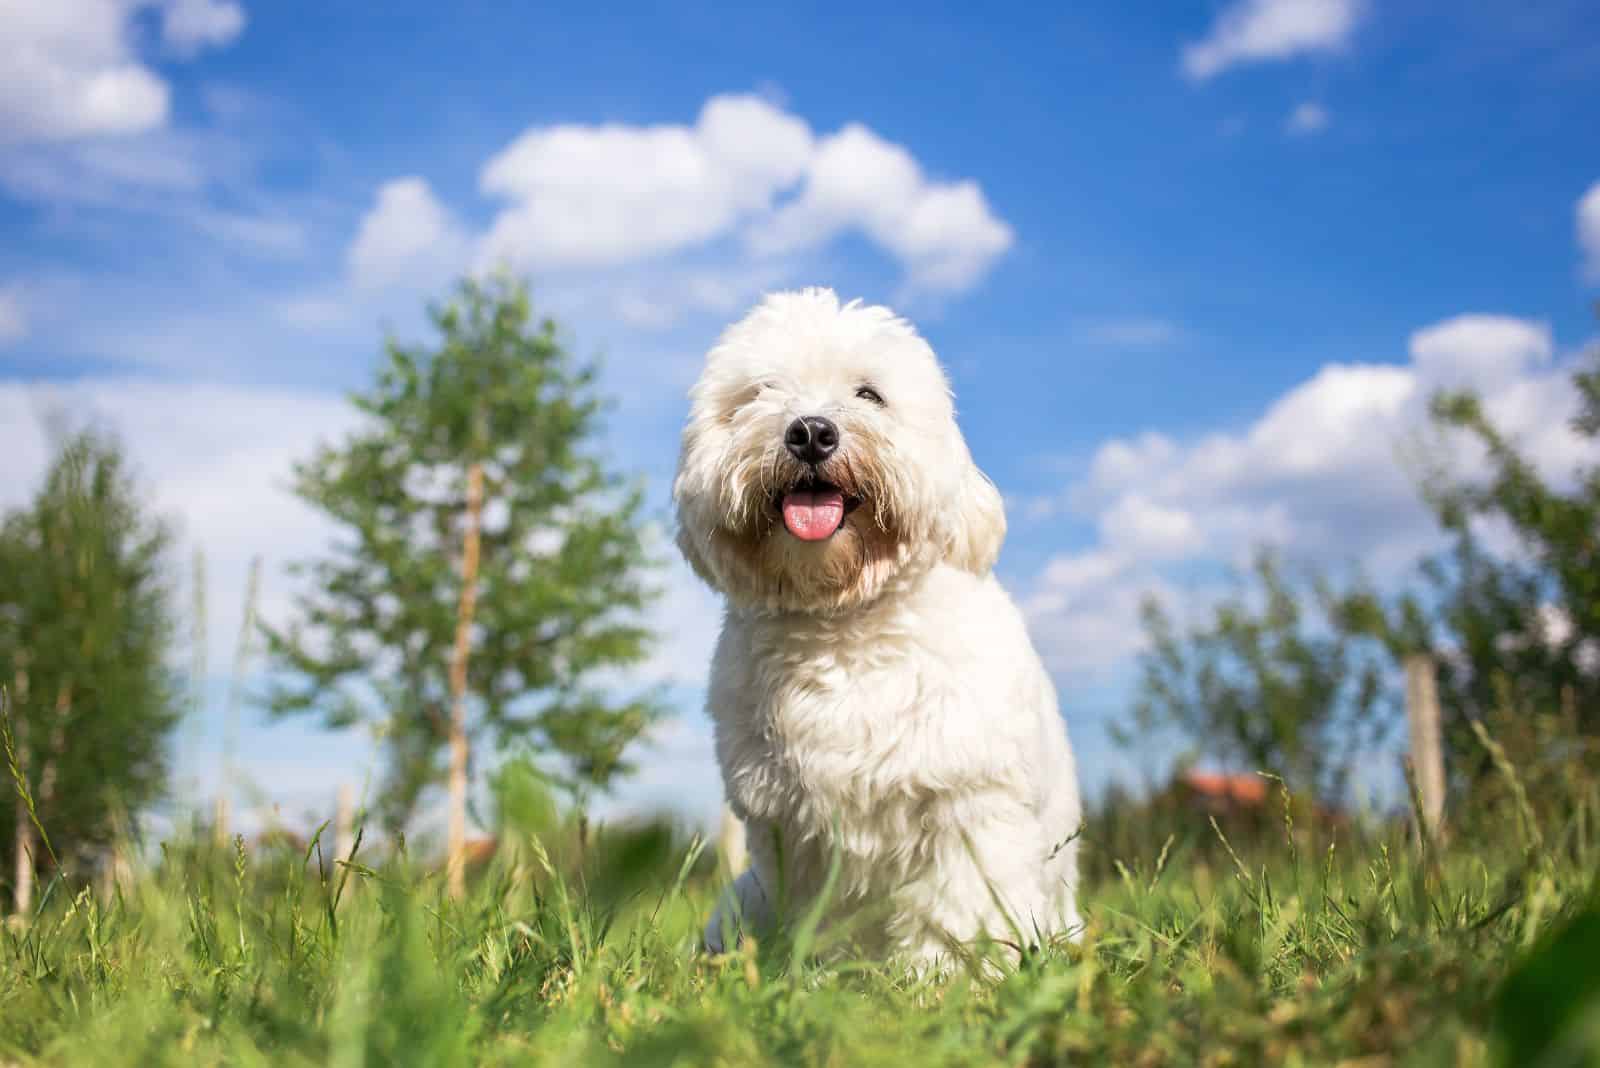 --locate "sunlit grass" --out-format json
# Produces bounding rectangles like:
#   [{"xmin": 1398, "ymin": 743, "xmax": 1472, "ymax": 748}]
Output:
[{"xmin": 2, "ymin": 758, "xmax": 1597, "ymax": 1067}]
